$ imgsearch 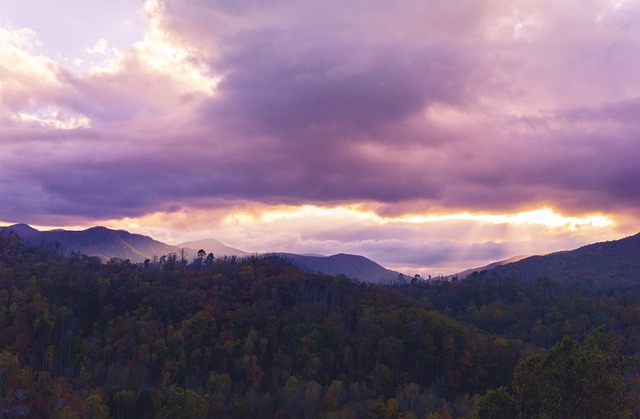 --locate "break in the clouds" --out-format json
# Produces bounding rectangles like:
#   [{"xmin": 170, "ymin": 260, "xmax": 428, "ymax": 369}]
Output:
[{"xmin": 1, "ymin": 0, "xmax": 639, "ymax": 273}]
